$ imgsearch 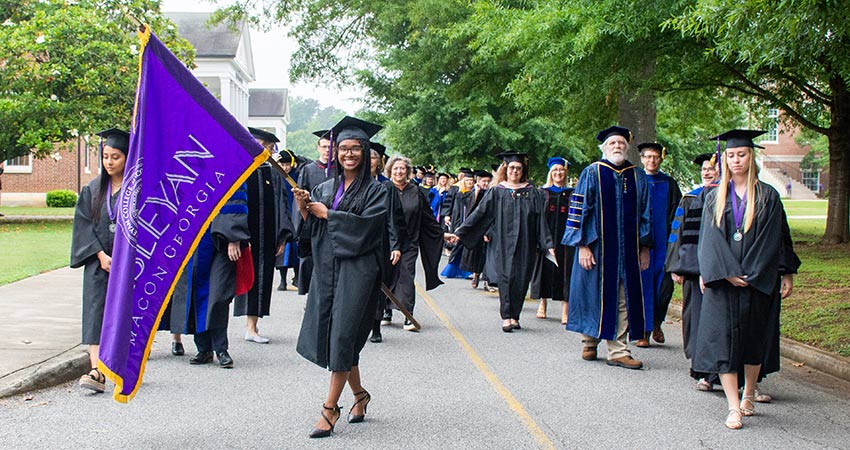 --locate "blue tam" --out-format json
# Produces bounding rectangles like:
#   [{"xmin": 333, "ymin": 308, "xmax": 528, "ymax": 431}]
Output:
[{"xmin": 547, "ymin": 157, "xmax": 569, "ymax": 169}]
